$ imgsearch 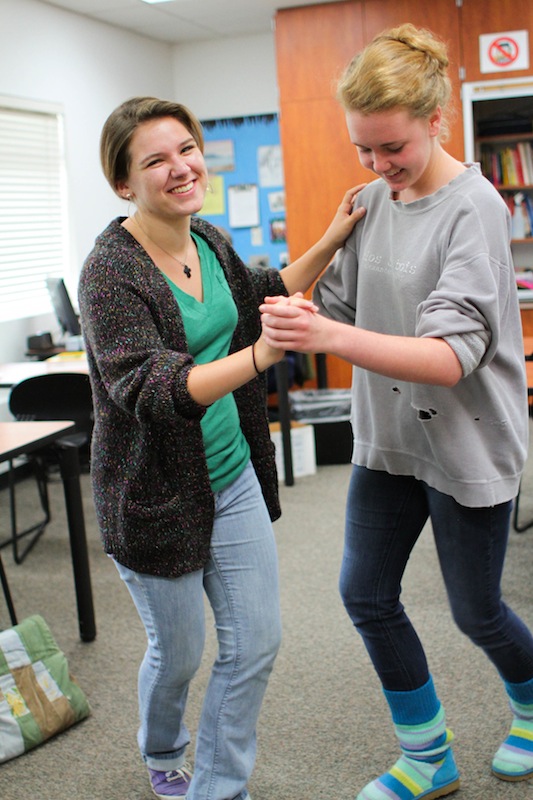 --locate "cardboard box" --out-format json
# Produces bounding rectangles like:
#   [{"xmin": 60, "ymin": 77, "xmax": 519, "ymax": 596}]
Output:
[{"xmin": 269, "ymin": 422, "xmax": 317, "ymax": 481}]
